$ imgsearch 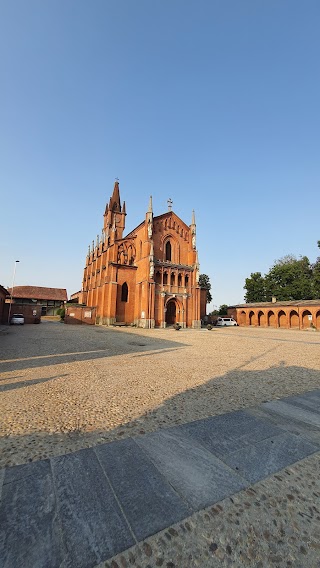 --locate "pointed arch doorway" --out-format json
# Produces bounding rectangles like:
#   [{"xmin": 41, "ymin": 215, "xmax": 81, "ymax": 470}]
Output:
[{"xmin": 166, "ymin": 299, "xmax": 177, "ymax": 325}]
